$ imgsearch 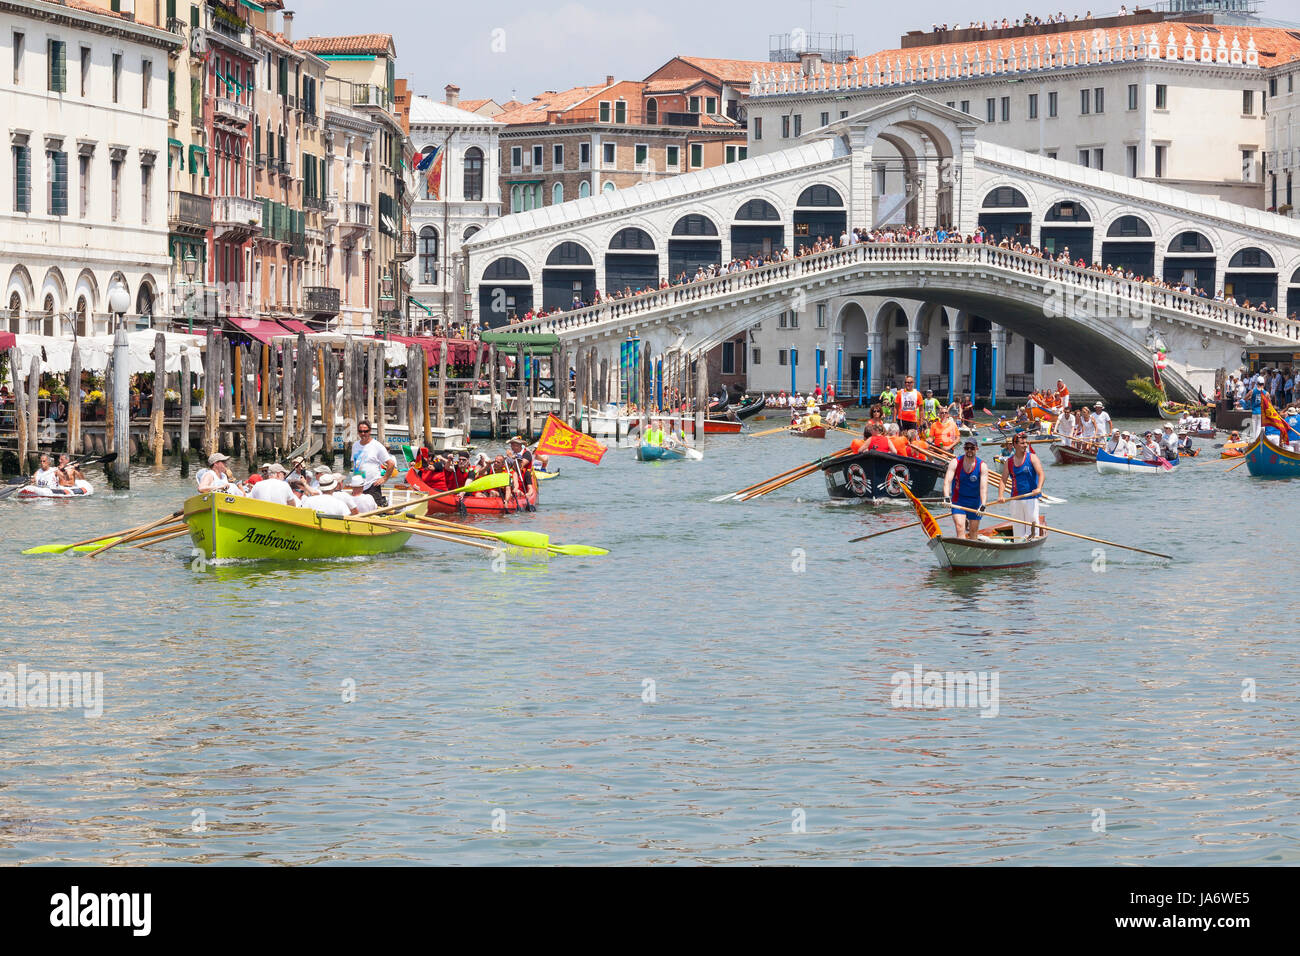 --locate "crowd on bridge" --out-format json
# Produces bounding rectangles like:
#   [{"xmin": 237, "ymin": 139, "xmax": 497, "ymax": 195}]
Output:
[{"xmin": 503, "ymin": 220, "xmax": 1295, "ymax": 326}]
